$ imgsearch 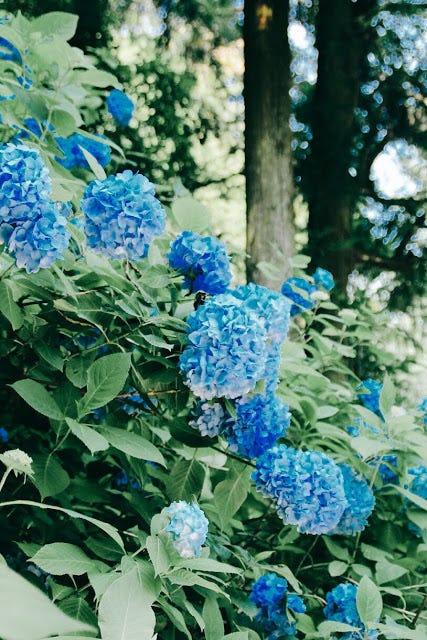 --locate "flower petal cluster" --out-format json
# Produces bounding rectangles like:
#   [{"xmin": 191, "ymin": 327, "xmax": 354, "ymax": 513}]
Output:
[
  {"xmin": 0, "ymin": 143, "xmax": 70, "ymax": 272},
  {"xmin": 179, "ymin": 295, "xmax": 268, "ymax": 400},
  {"xmin": 313, "ymin": 267, "xmax": 334, "ymax": 291},
  {"xmin": 166, "ymin": 501, "xmax": 209, "ymax": 558},
  {"xmin": 327, "ymin": 464, "xmax": 375, "ymax": 536},
  {"xmin": 107, "ymin": 89, "xmax": 134, "ymax": 127},
  {"xmin": 324, "ymin": 583, "xmax": 377, "ymax": 639},
  {"xmin": 56, "ymin": 133, "xmax": 111, "ymax": 170},
  {"xmin": 226, "ymin": 392, "xmax": 291, "ymax": 460},
  {"xmin": 357, "ymin": 378, "xmax": 382, "ymax": 416},
  {"xmin": 81, "ymin": 170, "xmax": 166, "ymax": 260},
  {"xmin": 250, "ymin": 573, "xmax": 306, "ymax": 639},
  {"xmin": 190, "ymin": 401, "xmax": 231, "ymax": 437},
  {"xmin": 168, "ymin": 230, "xmax": 231, "ymax": 294},
  {"xmin": 253, "ymin": 445, "xmax": 347, "ymax": 534},
  {"xmin": 281, "ymin": 277, "xmax": 318, "ymax": 316}
]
